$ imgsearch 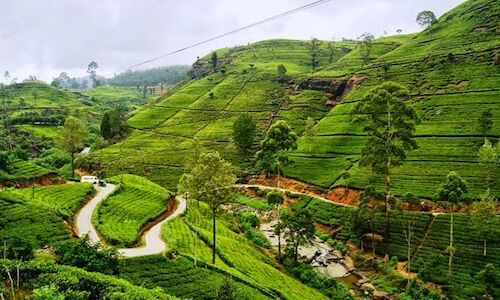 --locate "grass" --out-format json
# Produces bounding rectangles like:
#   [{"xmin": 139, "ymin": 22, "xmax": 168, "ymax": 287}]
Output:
[
  {"xmin": 234, "ymin": 194, "xmax": 271, "ymax": 210},
  {"xmin": 94, "ymin": 174, "xmax": 171, "ymax": 247}
]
